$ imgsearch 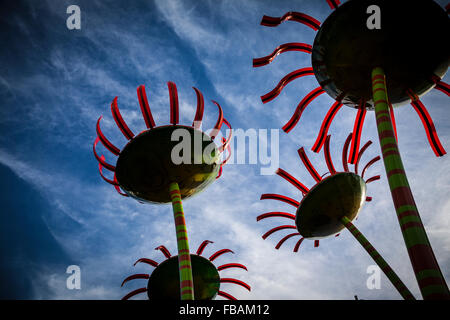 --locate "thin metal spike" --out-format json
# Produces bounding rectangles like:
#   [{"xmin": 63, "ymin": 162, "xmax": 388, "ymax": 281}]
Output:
[
  {"xmin": 298, "ymin": 147, "xmax": 321, "ymax": 182},
  {"xmin": 192, "ymin": 87, "xmax": 205, "ymax": 128},
  {"xmin": 342, "ymin": 133, "xmax": 352, "ymax": 172},
  {"xmin": 282, "ymin": 87, "xmax": 325, "ymax": 133},
  {"xmin": 293, "ymin": 237, "xmax": 304, "ymax": 252},
  {"xmin": 137, "ymin": 85, "xmax": 156, "ymax": 129},
  {"xmin": 323, "ymin": 135, "xmax": 337, "ymax": 175},
  {"xmin": 155, "ymin": 245, "xmax": 171, "ymax": 259},
  {"xmin": 220, "ymin": 278, "xmax": 251, "ymax": 291},
  {"xmin": 257, "ymin": 212, "xmax": 296, "ymax": 221},
  {"xmin": 348, "ymin": 106, "xmax": 367, "ymax": 164},
  {"xmin": 121, "ymin": 274, "xmax": 149, "ymax": 287},
  {"xmin": 121, "ymin": 288, "xmax": 147, "ymax": 300},
  {"xmin": 260, "ymin": 194, "xmax": 300, "ymax": 208},
  {"xmin": 275, "ymin": 232, "xmax": 300, "ymax": 249},
  {"xmin": 354, "ymin": 141, "xmax": 372, "ymax": 175},
  {"xmin": 262, "ymin": 225, "xmax": 297, "ymax": 240},
  {"xmin": 217, "ymin": 263, "xmax": 248, "ymax": 272},
  {"xmin": 312, "ymin": 101, "xmax": 342, "ymax": 153},
  {"xmin": 196, "ymin": 240, "xmax": 214, "ymax": 256},
  {"xmin": 276, "ymin": 168, "xmax": 309, "ymax": 194},
  {"xmin": 209, "ymin": 249, "xmax": 234, "ymax": 262}
]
